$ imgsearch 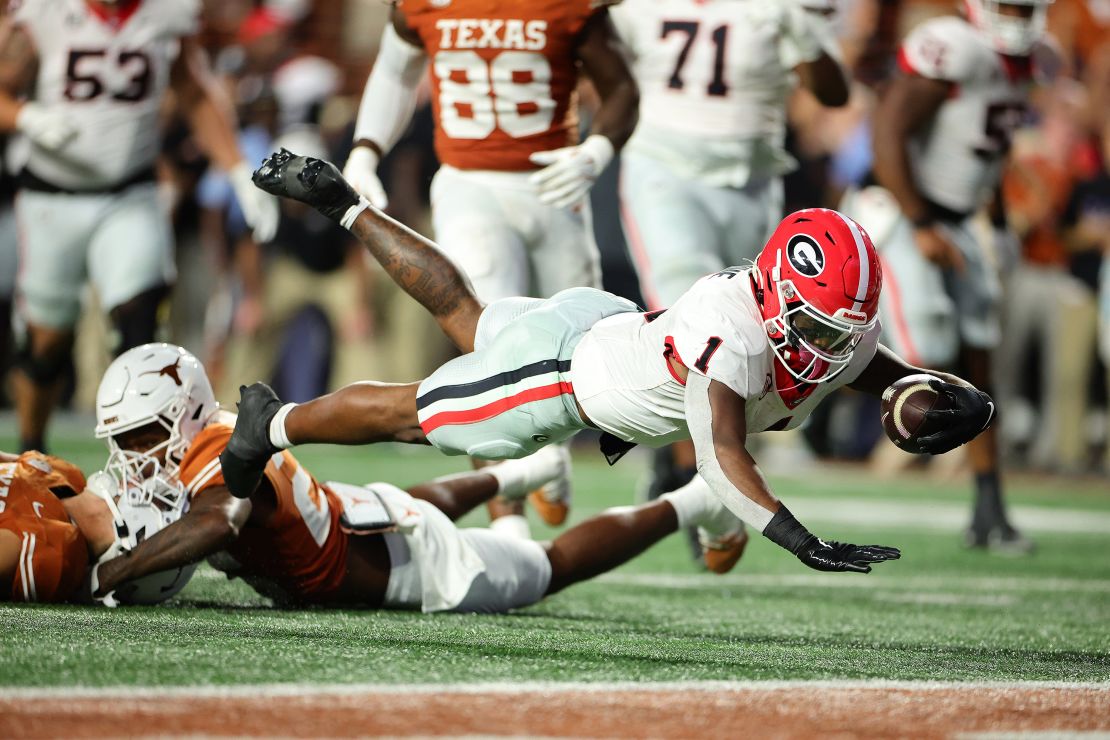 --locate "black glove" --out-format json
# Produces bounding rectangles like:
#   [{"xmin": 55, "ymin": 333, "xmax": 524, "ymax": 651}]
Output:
[
  {"xmin": 915, "ymin": 380, "xmax": 996, "ymax": 455},
  {"xmin": 763, "ymin": 507, "xmax": 901, "ymax": 574},
  {"xmin": 252, "ymin": 149, "xmax": 363, "ymax": 225},
  {"xmin": 220, "ymin": 383, "xmax": 283, "ymax": 499}
]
